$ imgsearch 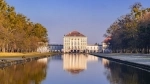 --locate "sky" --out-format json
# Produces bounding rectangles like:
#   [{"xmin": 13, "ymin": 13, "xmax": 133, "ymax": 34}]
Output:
[{"xmin": 5, "ymin": 0, "xmax": 150, "ymax": 44}]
